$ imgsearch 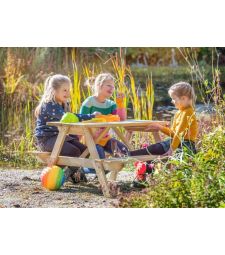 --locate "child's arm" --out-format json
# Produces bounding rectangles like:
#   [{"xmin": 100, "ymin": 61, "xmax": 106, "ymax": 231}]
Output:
[
  {"xmin": 147, "ymin": 112, "xmax": 180, "ymax": 137},
  {"xmin": 145, "ymin": 123, "xmax": 175, "ymax": 137},
  {"xmin": 75, "ymin": 113, "xmax": 95, "ymax": 121},
  {"xmin": 46, "ymin": 102, "xmax": 96, "ymax": 122},
  {"xmin": 160, "ymin": 125, "xmax": 175, "ymax": 137}
]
